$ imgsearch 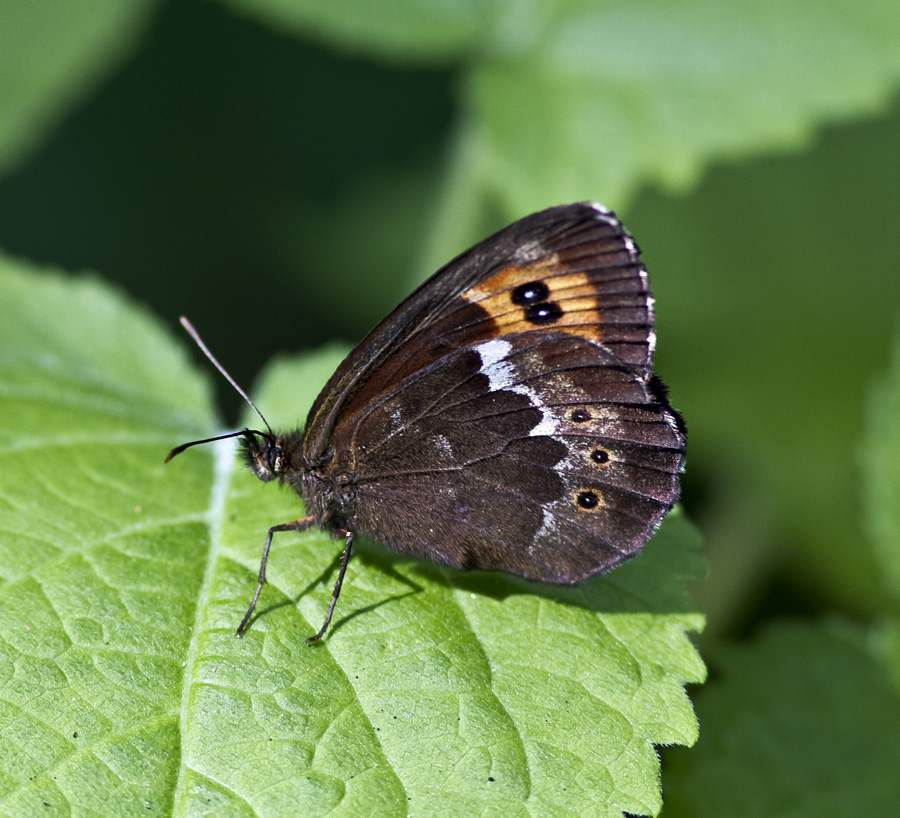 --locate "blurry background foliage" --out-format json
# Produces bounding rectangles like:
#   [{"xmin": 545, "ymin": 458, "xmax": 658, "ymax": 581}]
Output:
[{"xmin": 1, "ymin": 0, "xmax": 900, "ymax": 814}]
